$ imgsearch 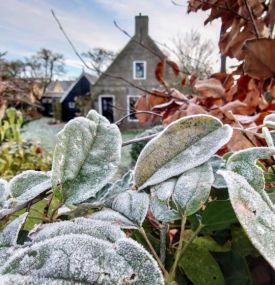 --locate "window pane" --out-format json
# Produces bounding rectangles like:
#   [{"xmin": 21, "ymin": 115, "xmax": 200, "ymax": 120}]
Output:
[{"xmin": 135, "ymin": 62, "xmax": 145, "ymax": 79}]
